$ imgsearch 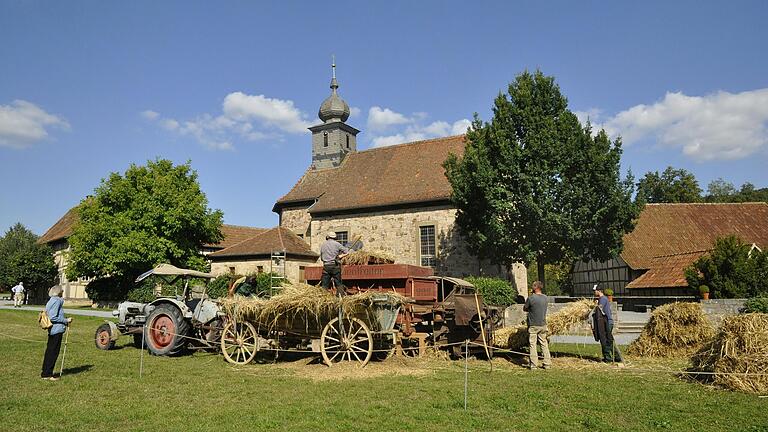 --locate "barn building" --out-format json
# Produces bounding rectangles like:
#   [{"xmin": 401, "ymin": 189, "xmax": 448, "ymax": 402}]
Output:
[{"xmin": 571, "ymin": 203, "xmax": 768, "ymax": 307}]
